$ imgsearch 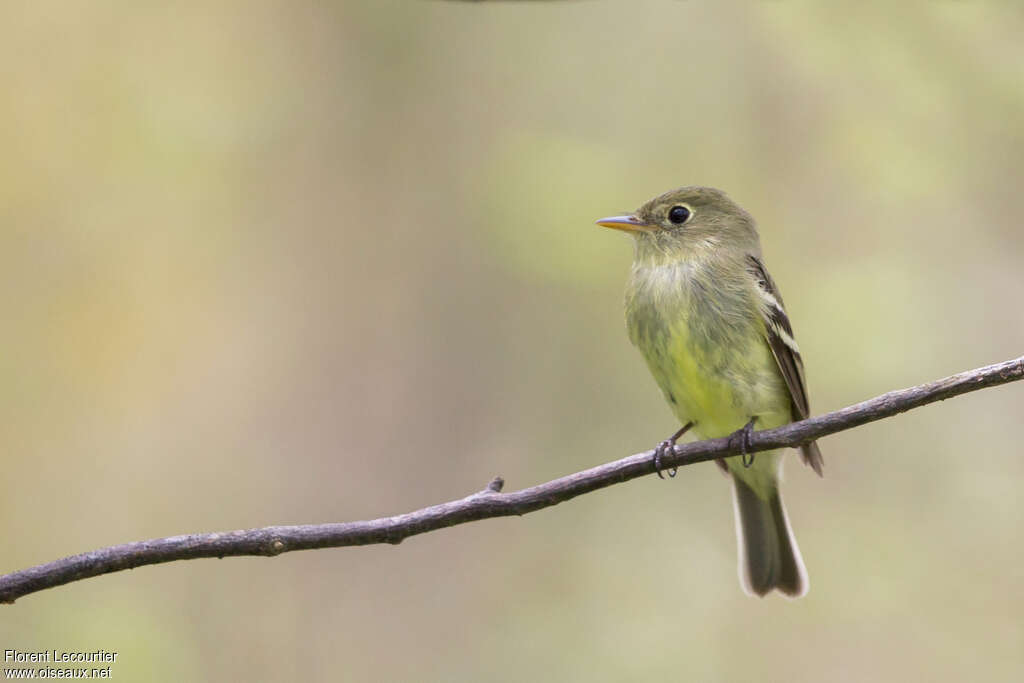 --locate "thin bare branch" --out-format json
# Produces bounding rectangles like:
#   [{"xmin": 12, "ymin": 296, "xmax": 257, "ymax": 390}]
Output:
[{"xmin": 1, "ymin": 355, "xmax": 1021, "ymax": 604}]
